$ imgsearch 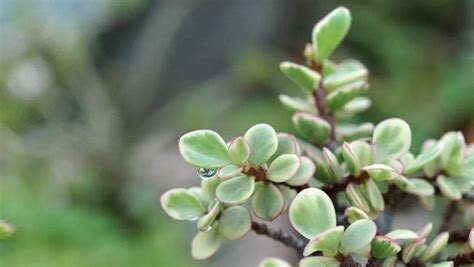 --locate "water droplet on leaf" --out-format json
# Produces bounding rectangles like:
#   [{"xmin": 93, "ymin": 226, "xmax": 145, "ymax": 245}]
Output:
[{"xmin": 197, "ymin": 167, "xmax": 217, "ymax": 179}]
